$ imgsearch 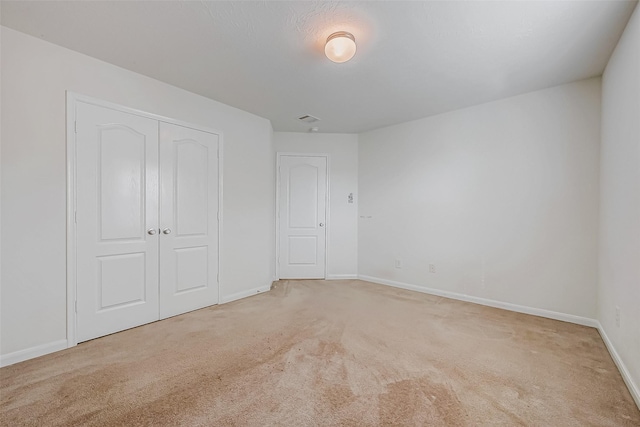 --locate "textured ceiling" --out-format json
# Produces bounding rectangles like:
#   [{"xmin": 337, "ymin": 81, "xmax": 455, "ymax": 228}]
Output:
[{"xmin": 1, "ymin": 1, "xmax": 637, "ymax": 133}]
